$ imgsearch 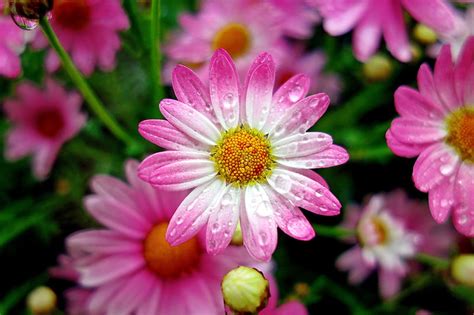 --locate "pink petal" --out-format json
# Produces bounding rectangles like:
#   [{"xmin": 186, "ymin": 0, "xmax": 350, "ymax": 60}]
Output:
[
  {"xmin": 136, "ymin": 282, "xmax": 162, "ymax": 315},
  {"xmin": 385, "ymin": 129, "xmax": 429, "ymax": 158},
  {"xmin": 241, "ymin": 185, "xmax": 278, "ymax": 261},
  {"xmin": 378, "ymin": 269, "xmax": 402, "ymax": 299},
  {"xmin": 273, "ymin": 301, "xmax": 308, "ymax": 315},
  {"xmin": 428, "ymin": 178, "xmax": 454, "ymax": 223},
  {"xmin": 454, "ymin": 37, "xmax": 474, "ymax": 103},
  {"xmin": 139, "ymin": 119, "xmax": 207, "ymax": 151},
  {"xmin": 394, "ymin": 87, "xmax": 444, "ymax": 121},
  {"xmin": 417, "ymin": 64, "xmax": 444, "ymax": 109},
  {"xmin": 166, "ymin": 179, "xmax": 226, "ymax": 245},
  {"xmin": 33, "ymin": 145, "xmax": 60, "ymax": 180},
  {"xmin": 353, "ymin": 11, "xmax": 383, "ymax": 61},
  {"xmin": 0, "ymin": 45, "xmax": 21, "ymax": 78},
  {"xmin": 78, "ymin": 254, "xmax": 144, "ymax": 287},
  {"xmin": 244, "ymin": 53, "xmax": 275, "ymax": 130},
  {"xmin": 263, "ymin": 186, "xmax": 315, "ymax": 240},
  {"xmin": 318, "ymin": 0, "xmax": 369, "ymax": 35},
  {"xmin": 277, "ymin": 144, "xmax": 349, "ymax": 169},
  {"xmin": 91, "ymin": 175, "xmax": 137, "ymax": 210},
  {"xmin": 206, "ymin": 186, "xmax": 240, "ymax": 255},
  {"xmin": 389, "ymin": 117, "xmax": 445, "ymax": 144},
  {"xmin": 434, "ymin": 45, "xmax": 461, "ymax": 111},
  {"xmin": 4, "ymin": 128, "xmax": 34, "ymax": 160},
  {"xmin": 268, "ymin": 93, "xmax": 330, "ymax": 141},
  {"xmin": 382, "ymin": 0, "xmax": 411, "ymax": 62},
  {"xmin": 273, "ymin": 132, "xmax": 333, "ymax": 158},
  {"xmin": 453, "ymin": 163, "xmax": 474, "ymax": 237},
  {"xmin": 412, "ymin": 143, "xmax": 460, "ymax": 192},
  {"xmin": 336, "ymin": 247, "xmax": 372, "ymax": 284},
  {"xmin": 209, "ymin": 49, "xmax": 240, "ymax": 129},
  {"xmin": 267, "ymin": 168, "xmax": 341, "ymax": 216},
  {"xmin": 160, "ymin": 99, "xmax": 221, "ymax": 145},
  {"xmin": 67, "ymin": 230, "xmax": 141, "ymax": 255},
  {"xmin": 87, "ymin": 277, "xmax": 128, "ymax": 313}
]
